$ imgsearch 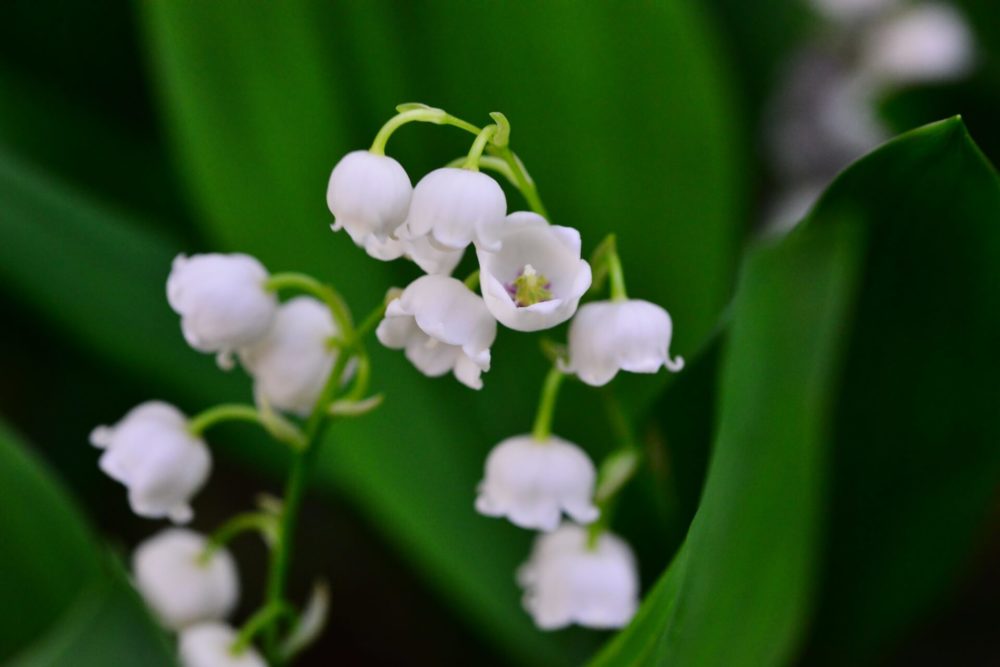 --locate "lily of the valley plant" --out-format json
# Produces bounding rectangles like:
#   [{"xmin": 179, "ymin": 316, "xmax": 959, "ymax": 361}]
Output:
[{"xmin": 91, "ymin": 103, "xmax": 683, "ymax": 665}]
